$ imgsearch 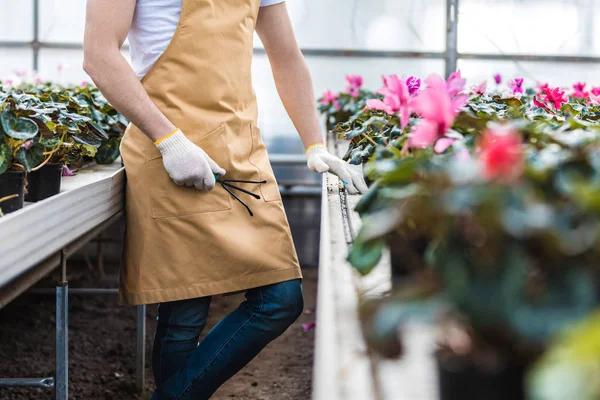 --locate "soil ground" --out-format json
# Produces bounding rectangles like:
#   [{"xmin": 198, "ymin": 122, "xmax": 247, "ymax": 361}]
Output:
[{"xmin": 0, "ymin": 262, "xmax": 317, "ymax": 400}]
